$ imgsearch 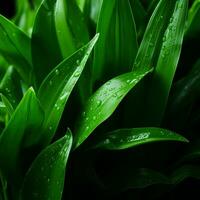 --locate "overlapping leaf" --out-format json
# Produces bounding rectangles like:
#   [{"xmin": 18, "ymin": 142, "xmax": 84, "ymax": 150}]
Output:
[
  {"xmin": 20, "ymin": 131, "xmax": 72, "ymax": 200},
  {"xmin": 0, "ymin": 15, "xmax": 32, "ymax": 83},
  {"xmin": 38, "ymin": 34, "xmax": 99, "ymax": 147},
  {"xmin": 0, "ymin": 88, "xmax": 44, "ymax": 184},
  {"xmin": 93, "ymin": 0, "xmax": 138, "ymax": 84},
  {"xmin": 74, "ymin": 68, "xmax": 152, "ymax": 148}
]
